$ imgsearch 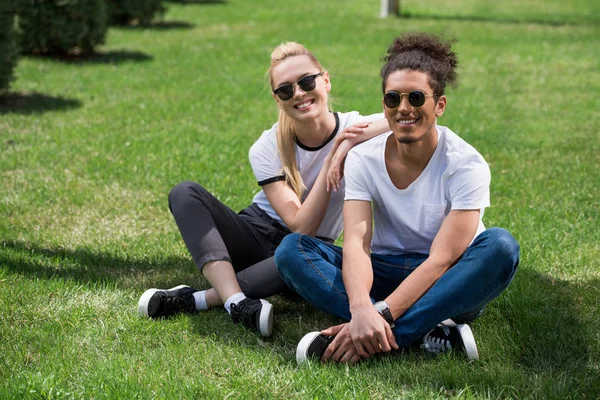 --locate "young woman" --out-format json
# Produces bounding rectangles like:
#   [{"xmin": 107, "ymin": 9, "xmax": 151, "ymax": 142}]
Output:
[{"xmin": 137, "ymin": 42, "xmax": 388, "ymax": 336}]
